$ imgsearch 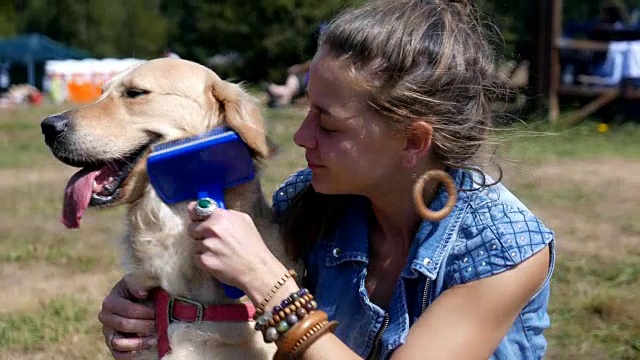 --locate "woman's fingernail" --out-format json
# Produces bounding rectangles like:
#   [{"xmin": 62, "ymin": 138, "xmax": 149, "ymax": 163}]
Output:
[{"xmin": 137, "ymin": 290, "xmax": 148, "ymax": 298}]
